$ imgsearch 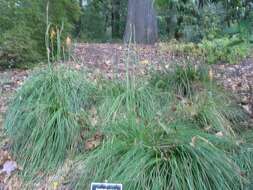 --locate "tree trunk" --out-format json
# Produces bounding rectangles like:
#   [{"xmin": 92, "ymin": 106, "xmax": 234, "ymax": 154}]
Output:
[
  {"xmin": 75, "ymin": 0, "xmax": 83, "ymax": 37},
  {"xmin": 124, "ymin": 0, "xmax": 158, "ymax": 44},
  {"xmin": 111, "ymin": 0, "xmax": 121, "ymax": 39}
]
